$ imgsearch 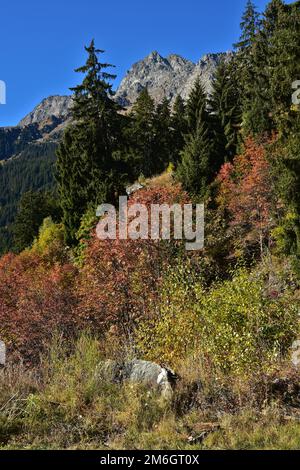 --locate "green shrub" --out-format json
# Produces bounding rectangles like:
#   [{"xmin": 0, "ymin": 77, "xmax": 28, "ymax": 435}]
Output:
[{"xmin": 137, "ymin": 268, "xmax": 299, "ymax": 374}]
